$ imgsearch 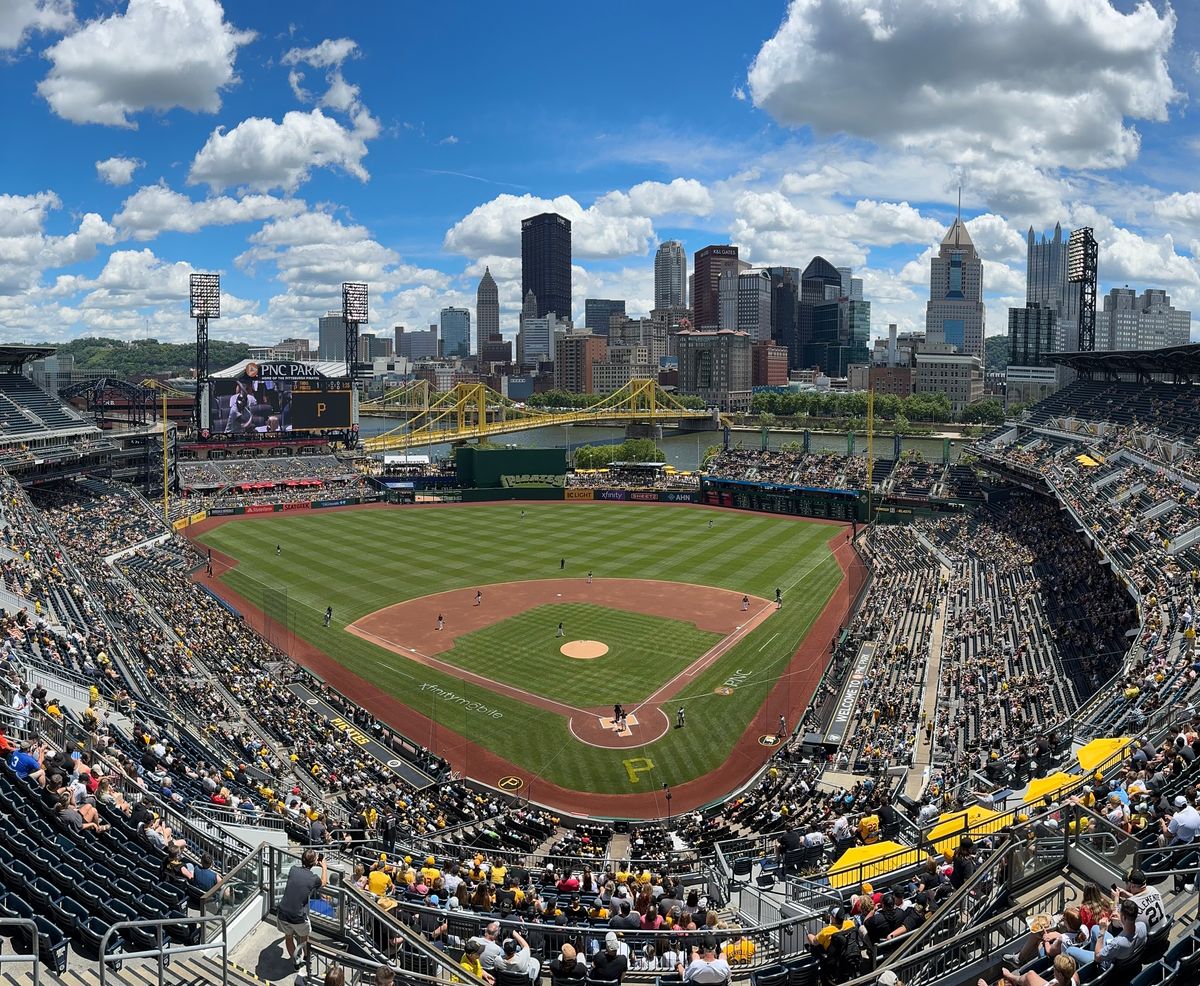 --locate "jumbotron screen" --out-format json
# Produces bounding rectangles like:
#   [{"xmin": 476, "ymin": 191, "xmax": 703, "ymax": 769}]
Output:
[{"xmin": 209, "ymin": 363, "xmax": 353, "ymax": 434}]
